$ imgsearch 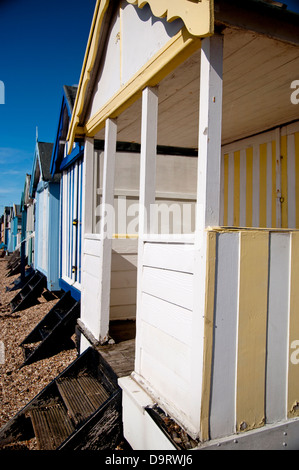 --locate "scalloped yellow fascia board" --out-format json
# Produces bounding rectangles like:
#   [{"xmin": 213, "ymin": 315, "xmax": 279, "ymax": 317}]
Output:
[{"xmin": 126, "ymin": 0, "xmax": 214, "ymax": 37}]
